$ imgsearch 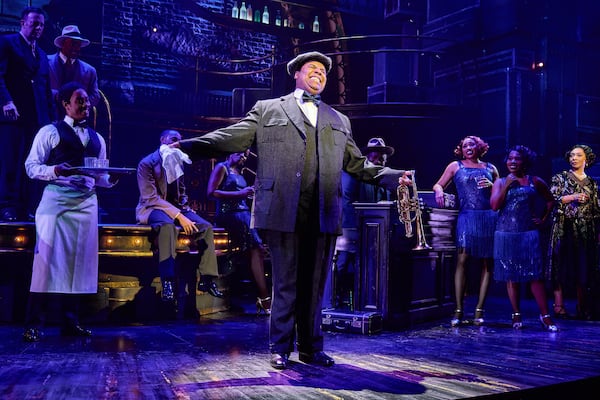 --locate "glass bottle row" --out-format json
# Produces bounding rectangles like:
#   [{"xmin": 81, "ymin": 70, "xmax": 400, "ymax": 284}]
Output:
[{"xmin": 230, "ymin": 2, "xmax": 320, "ymax": 32}]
